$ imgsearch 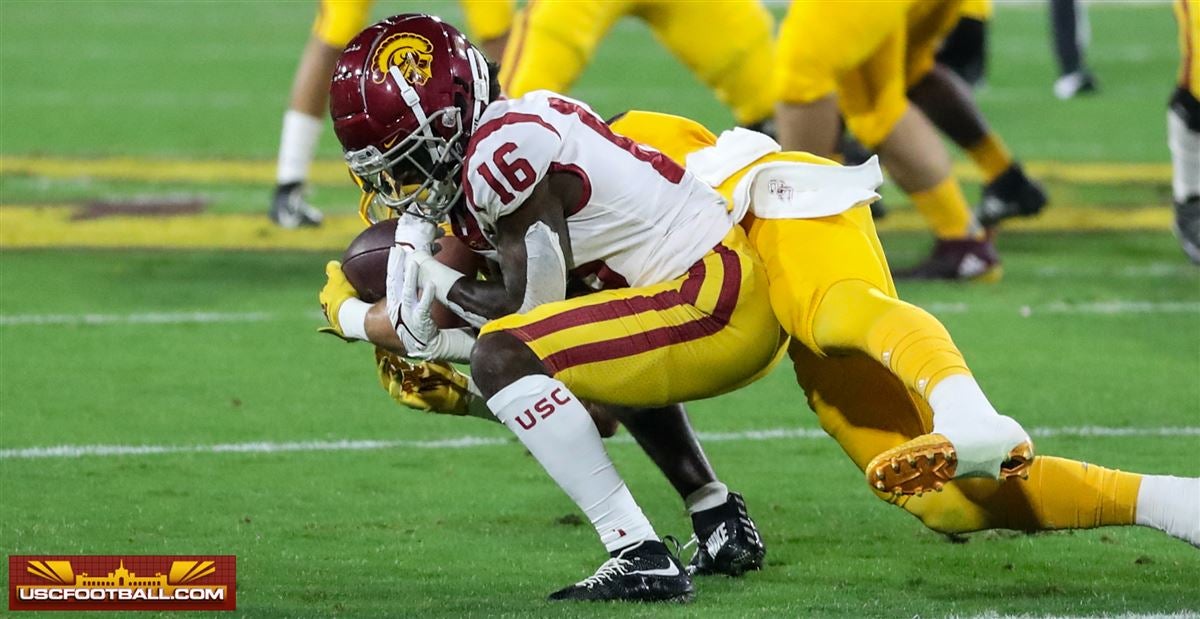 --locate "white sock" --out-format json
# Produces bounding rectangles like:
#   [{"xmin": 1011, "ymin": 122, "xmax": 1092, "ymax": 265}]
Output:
[
  {"xmin": 685, "ymin": 481, "xmax": 729, "ymax": 514},
  {"xmin": 1168, "ymin": 108, "xmax": 1200, "ymax": 202},
  {"xmin": 487, "ymin": 375, "xmax": 657, "ymax": 552},
  {"xmin": 927, "ymin": 374, "xmax": 1030, "ymax": 478},
  {"xmin": 1135, "ymin": 474, "xmax": 1200, "ymax": 547},
  {"xmin": 276, "ymin": 110, "xmax": 323, "ymax": 185}
]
